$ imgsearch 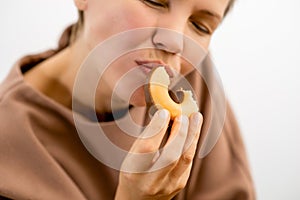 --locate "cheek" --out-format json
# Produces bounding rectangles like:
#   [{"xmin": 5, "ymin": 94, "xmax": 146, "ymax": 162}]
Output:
[
  {"xmin": 180, "ymin": 58, "xmax": 196, "ymax": 75},
  {"xmin": 83, "ymin": 2, "xmax": 155, "ymax": 50},
  {"xmin": 112, "ymin": 2, "xmax": 154, "ymax": 30}
]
